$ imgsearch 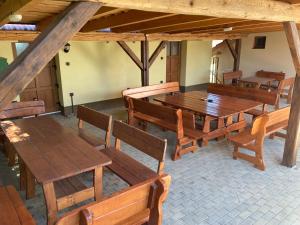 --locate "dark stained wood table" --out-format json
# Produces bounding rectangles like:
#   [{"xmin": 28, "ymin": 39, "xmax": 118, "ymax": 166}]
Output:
[
  {"xmin": 0, "ymin": 116, "xmax": 112, "ymax": 225},
  {"xmin": 239, "ymin": 76, "xmax": 275, "ymax": 88},
  {"xmin": 155, "ymin": 91, "xmax": 262, "ymax": 145}
]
